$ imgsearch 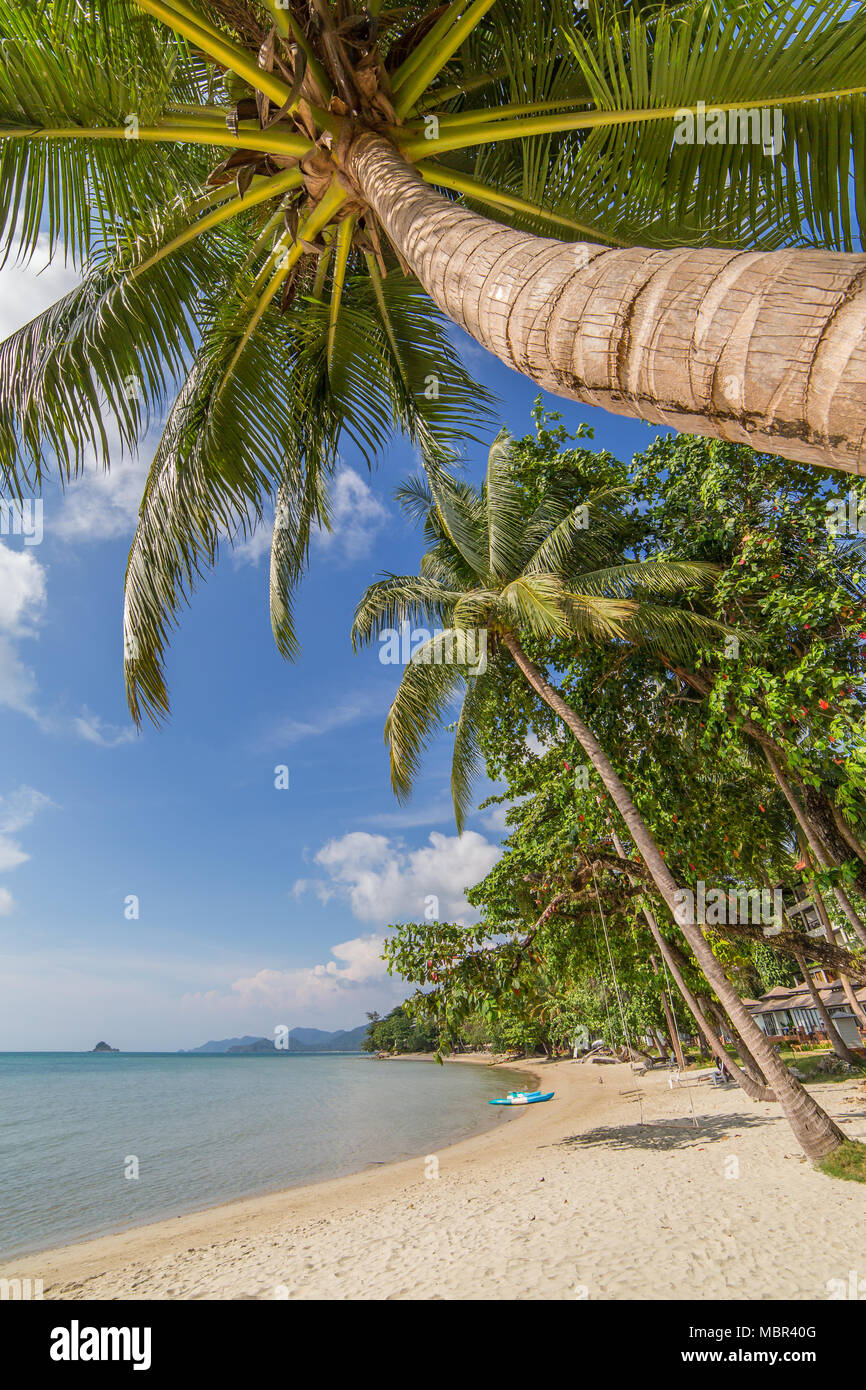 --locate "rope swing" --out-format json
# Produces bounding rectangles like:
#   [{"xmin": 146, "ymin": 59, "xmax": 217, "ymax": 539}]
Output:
[{"xmin": 591, "ymin": 862, "xmax": 645, "ymax": 1126}]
